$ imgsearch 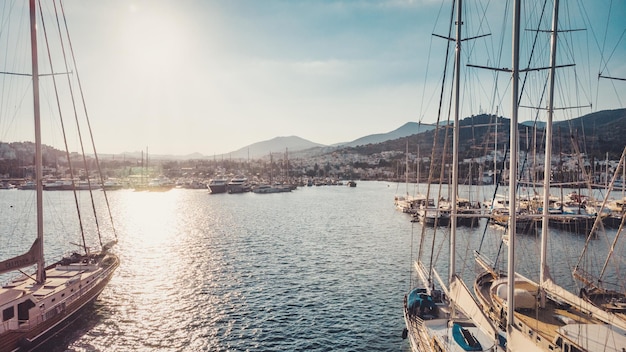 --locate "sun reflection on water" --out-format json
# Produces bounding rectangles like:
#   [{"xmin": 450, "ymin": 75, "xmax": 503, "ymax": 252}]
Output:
[{"xmin": 105, "ymin": 190, "xmax": 194, "ymax": 349}]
